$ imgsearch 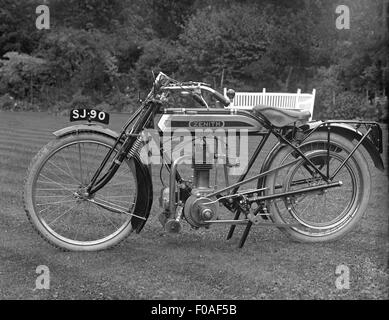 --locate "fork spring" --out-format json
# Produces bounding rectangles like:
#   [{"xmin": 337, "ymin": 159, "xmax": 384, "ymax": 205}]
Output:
[{"xmin": 127, "ymin": 136, "xmax": 143, "ymax": 158}]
